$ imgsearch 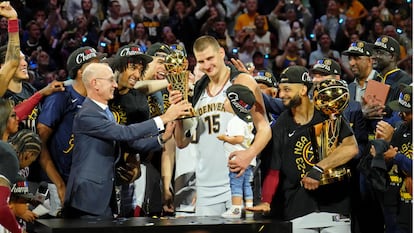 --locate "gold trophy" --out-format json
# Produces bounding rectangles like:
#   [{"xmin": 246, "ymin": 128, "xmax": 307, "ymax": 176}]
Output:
[
  {"xmin": 164, "ymin": 44, "xmax": 196, "ymax": 118},
  {"xmin": 313, "ymin": 79, "xmax": 351, "ymax": 185}
]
